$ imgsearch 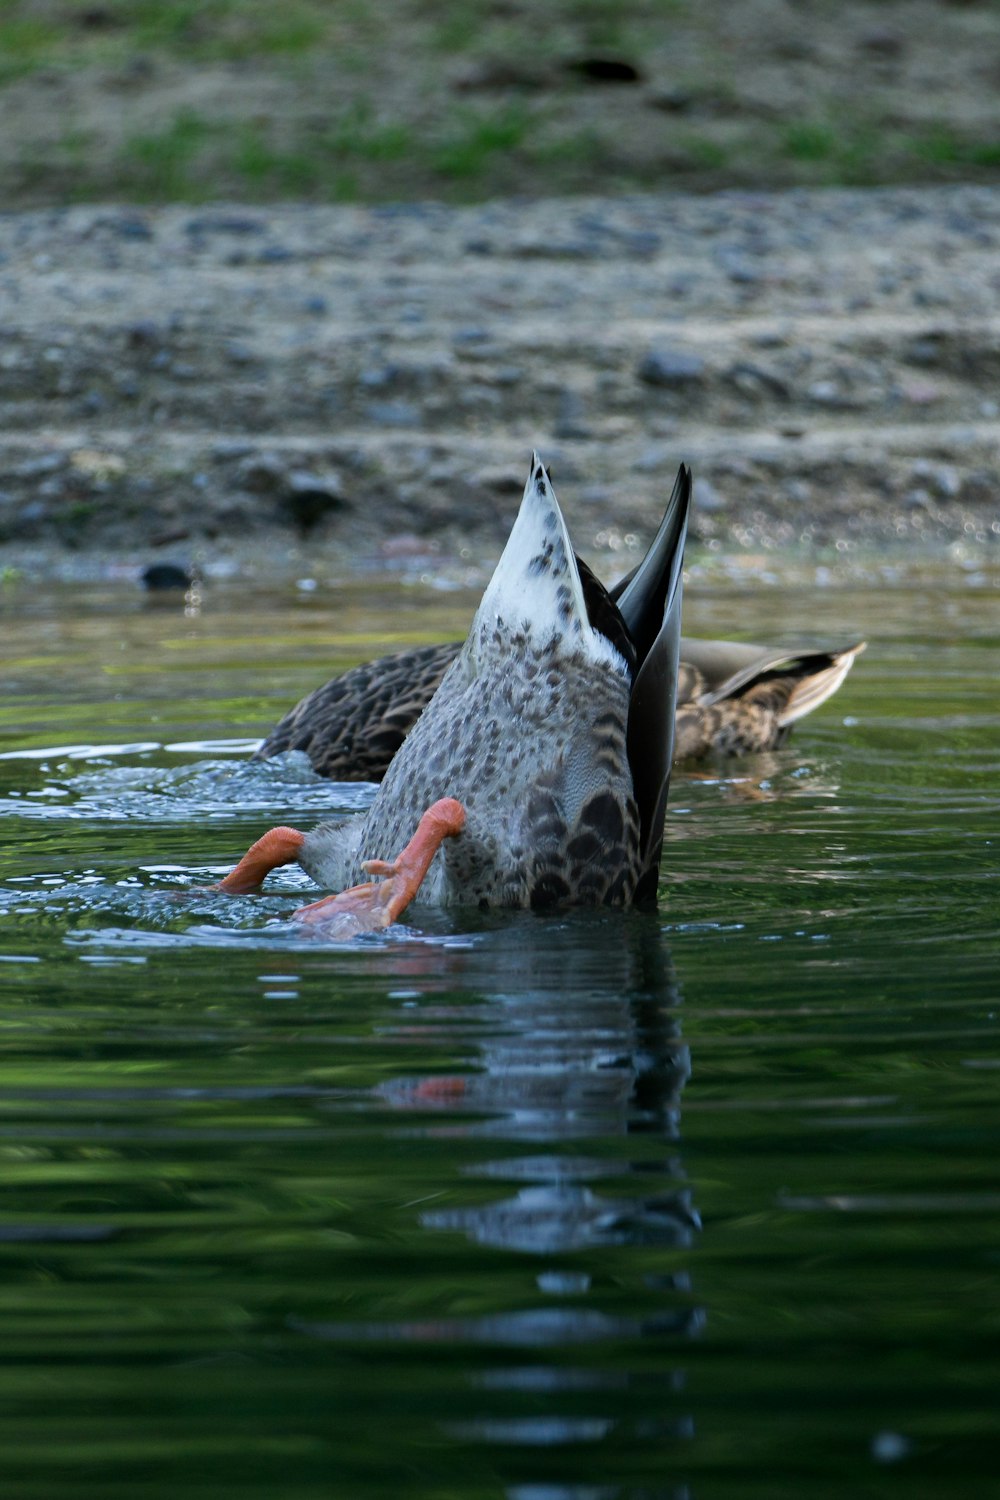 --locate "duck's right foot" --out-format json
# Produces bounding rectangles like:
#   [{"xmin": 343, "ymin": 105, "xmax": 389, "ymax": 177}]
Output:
[{"xmin": 294, "ymin": 797, "xmax": 466, "ymax": 932}]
